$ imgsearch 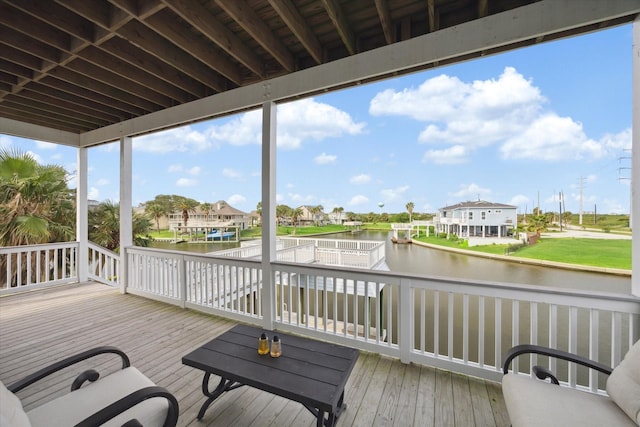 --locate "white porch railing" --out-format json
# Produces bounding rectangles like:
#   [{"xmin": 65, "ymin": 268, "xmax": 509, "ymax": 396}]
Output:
[
  {"xmin": 0, "ymin": 242, "xmax": 79, "ymax": 294},
  {"xmin": 124, "ymin": 246, "xmax": 640, "ymax": 390},
  {"xmin": 88, "ymin": 242, "xmax": 120, "ymax": 287}
]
